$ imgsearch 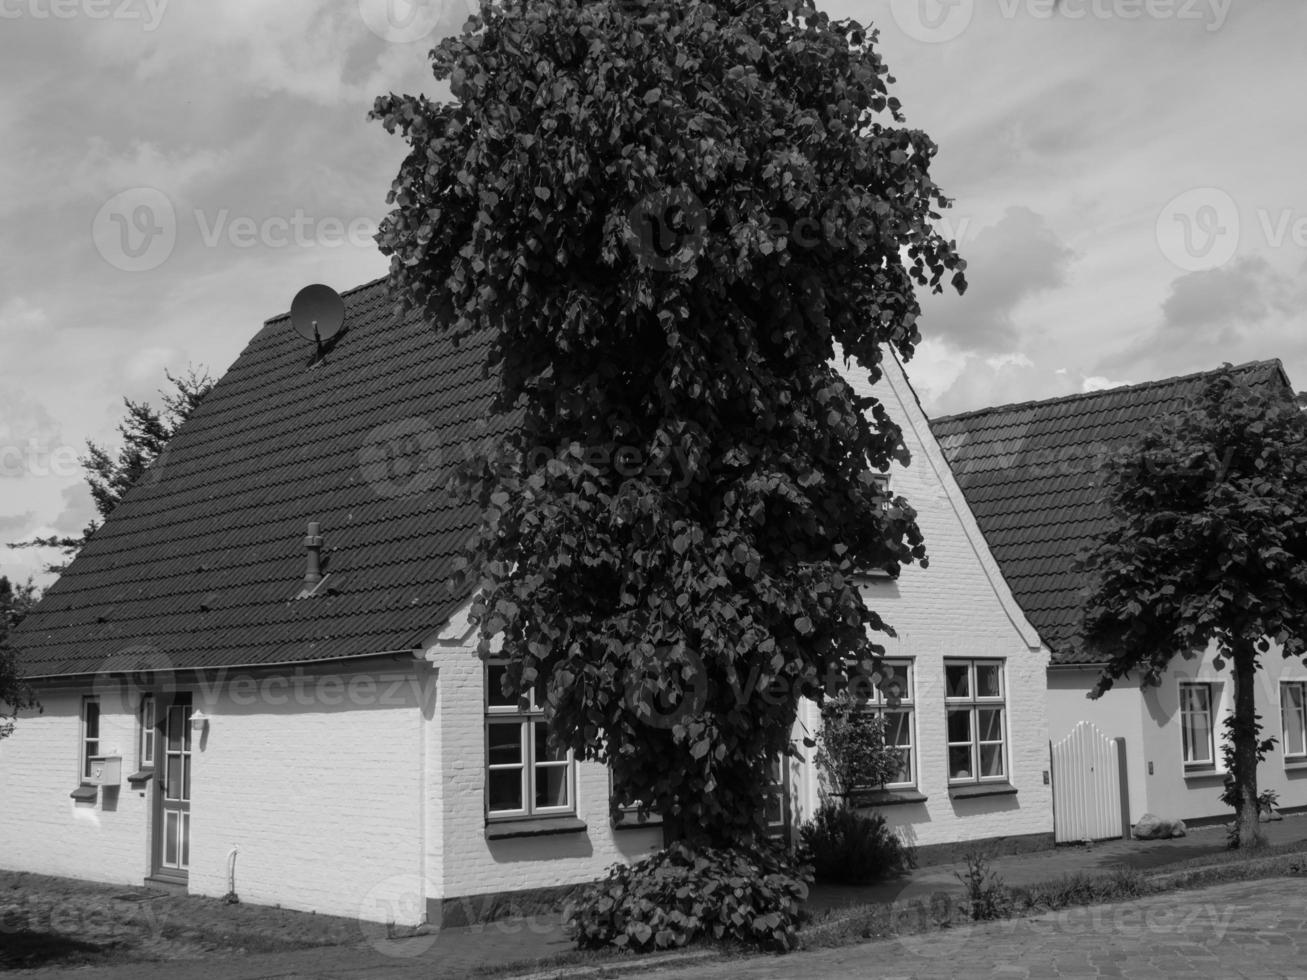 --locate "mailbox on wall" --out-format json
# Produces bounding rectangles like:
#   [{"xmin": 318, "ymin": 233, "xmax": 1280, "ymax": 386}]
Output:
[{"xmin": 87, "ymin": 755, "xmax": 122, "ymax": 787}]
